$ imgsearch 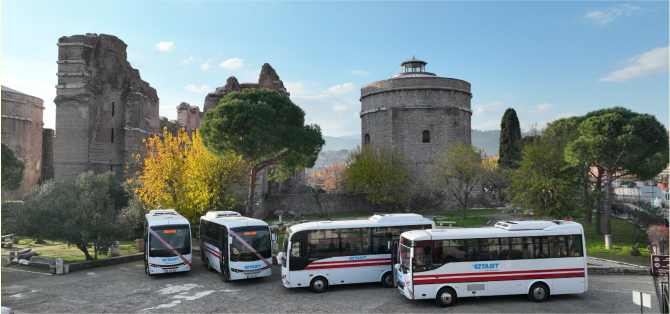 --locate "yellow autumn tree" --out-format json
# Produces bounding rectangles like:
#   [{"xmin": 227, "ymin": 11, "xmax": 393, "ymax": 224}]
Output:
[{"xmin": 131, "ymin": 127, "xmax": 247, "ymax": 222}]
